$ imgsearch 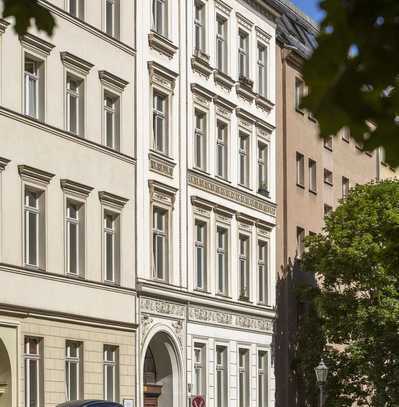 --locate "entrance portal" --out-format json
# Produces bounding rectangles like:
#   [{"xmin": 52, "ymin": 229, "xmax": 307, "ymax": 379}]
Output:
[
  {"xmin": 0, "ymin": 339, "xmax": 12, "ymax": 407},
  {"xmin": 143, "ymin": 332, "xmax": 180, "ymax": 407}
]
